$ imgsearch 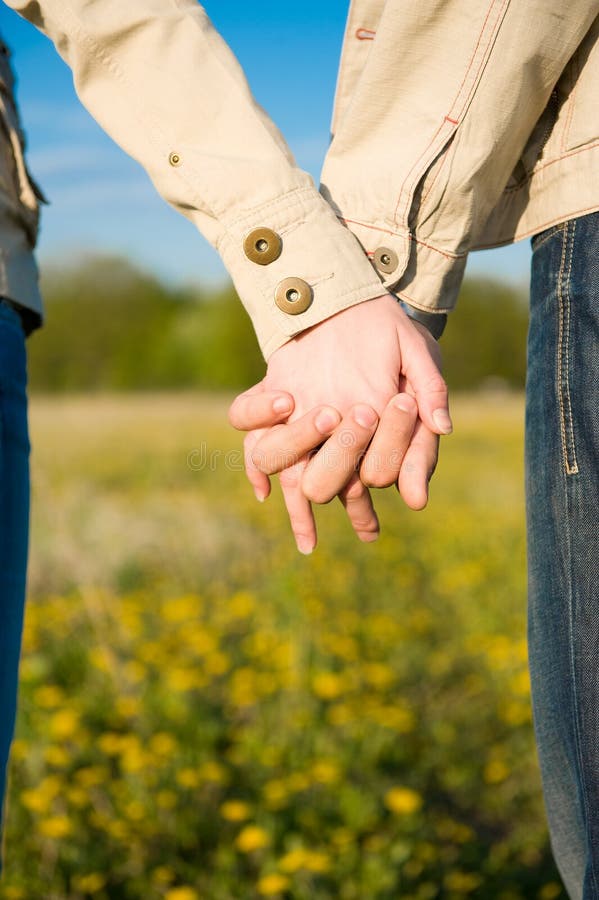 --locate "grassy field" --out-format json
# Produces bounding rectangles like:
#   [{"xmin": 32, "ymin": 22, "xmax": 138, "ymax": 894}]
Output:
[{"xmin": 0, "ymin": 391, "xmax": 565, "ymax": 900}]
